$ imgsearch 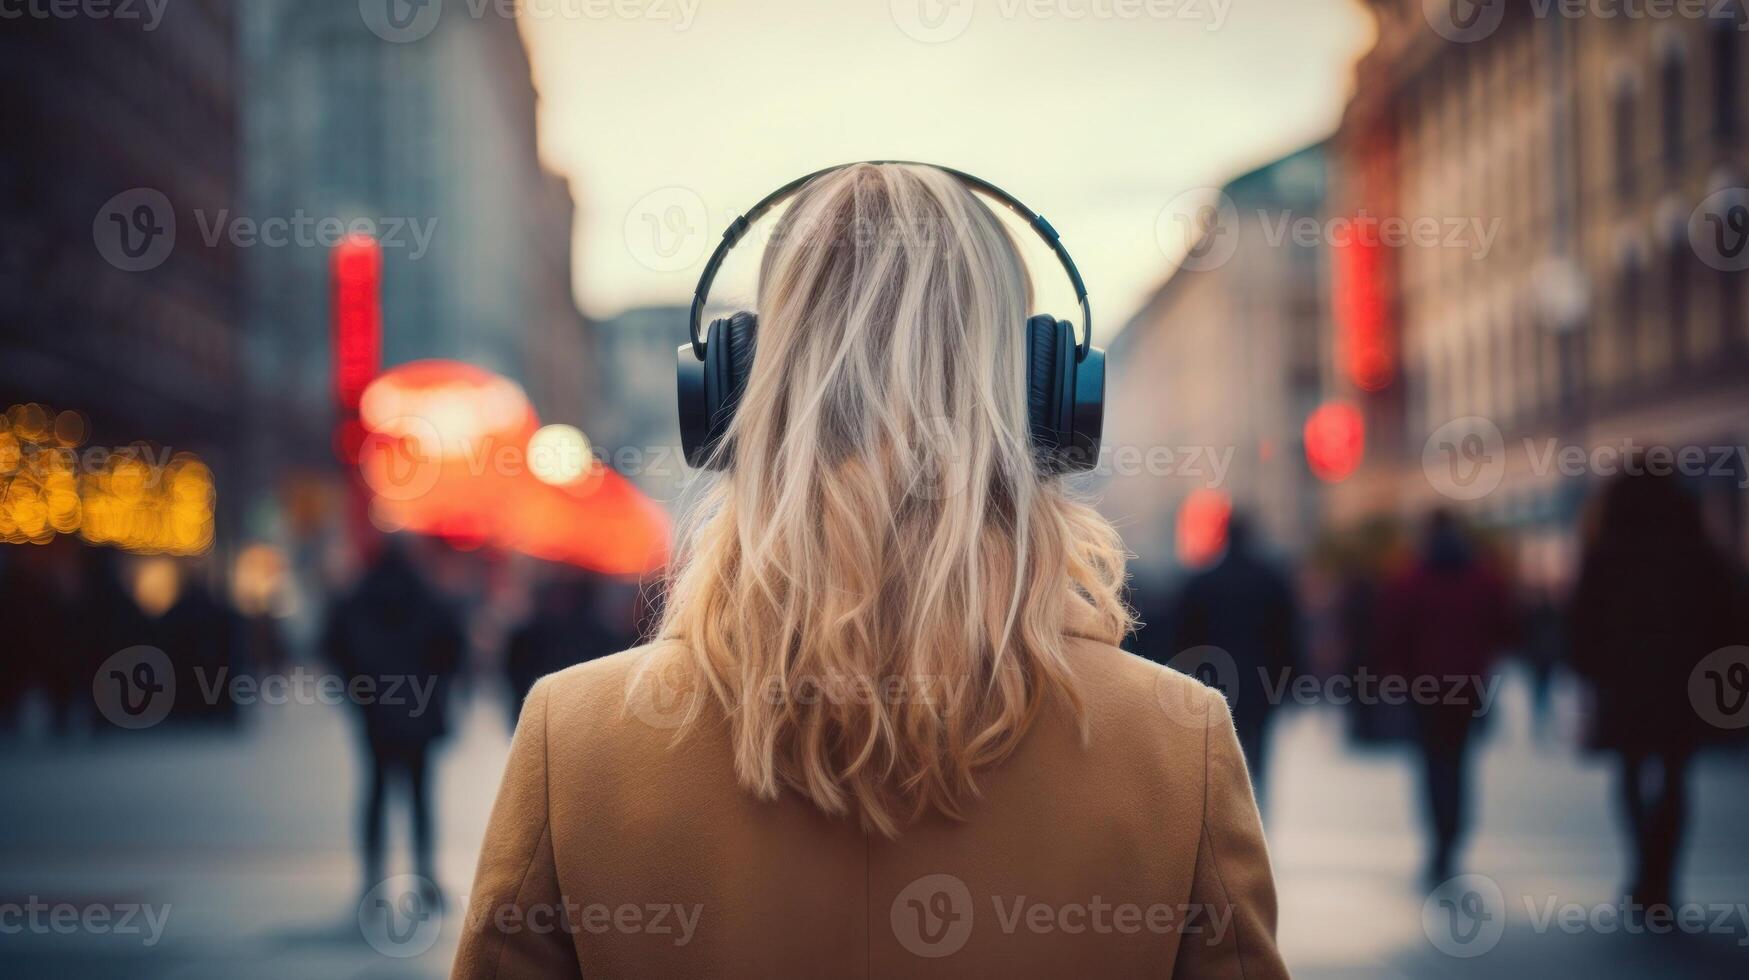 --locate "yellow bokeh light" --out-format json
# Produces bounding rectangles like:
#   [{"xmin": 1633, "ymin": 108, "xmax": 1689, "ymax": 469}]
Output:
[
  {"xmin": 0, "ymin": 405, "xmax": 214, "ymax": 555},
  {"xmin": 527, "ymin": 424, "xmax": 593, "ymax": 486}
]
